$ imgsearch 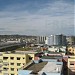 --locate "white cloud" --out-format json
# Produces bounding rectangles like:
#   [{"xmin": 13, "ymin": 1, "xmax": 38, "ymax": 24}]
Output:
[{"xmin": 0, "ymin": 0, "xmax": 74, "ymax": 35}]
